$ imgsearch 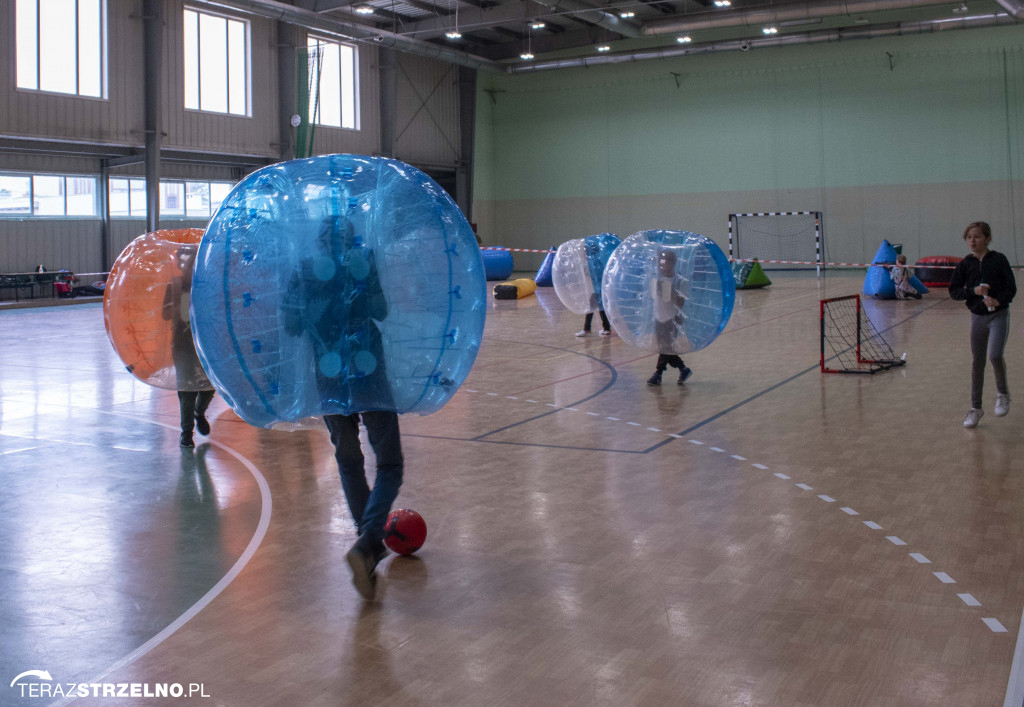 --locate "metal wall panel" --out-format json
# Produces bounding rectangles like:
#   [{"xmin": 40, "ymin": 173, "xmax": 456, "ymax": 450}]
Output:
[
  {"xmin": 392, "ymin": 54, "xmax": 460, "ymax": 168},
  {"xmin": 162, "ymin": 1, "xmax": 279, "ymax": 159},
  {"xmin": 0, "ymin": 1, "xmax": 143, "ymax": 147}
]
